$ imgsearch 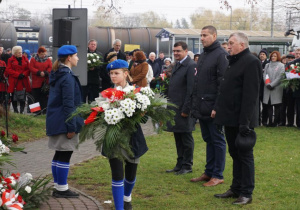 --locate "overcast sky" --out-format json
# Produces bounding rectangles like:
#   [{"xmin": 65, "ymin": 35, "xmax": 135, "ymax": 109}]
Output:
[{"xmin": 1, "ymin": 0, "xmax": 269, "ymax": 22}]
